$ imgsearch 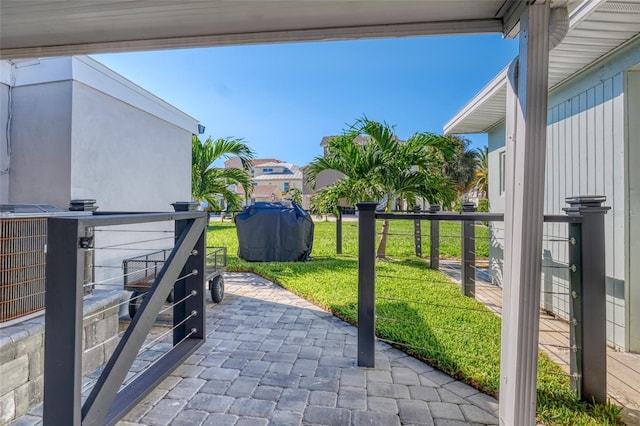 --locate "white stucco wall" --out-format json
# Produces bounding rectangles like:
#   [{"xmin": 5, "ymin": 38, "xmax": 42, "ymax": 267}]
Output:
[
  {"xmin": 3, "ymin": 56, "xmax": 198, "ymax": 296},
  {"xmin": 5, "ymin": 56, "xmax": 196, "ymax": 210},
  {"xmin": 9, "ymin": 80, "xmax": 73, "ymax": 207},
  {"xmin": 70, "ymin": 80, "xmax": 190, "ymax": 211}
]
